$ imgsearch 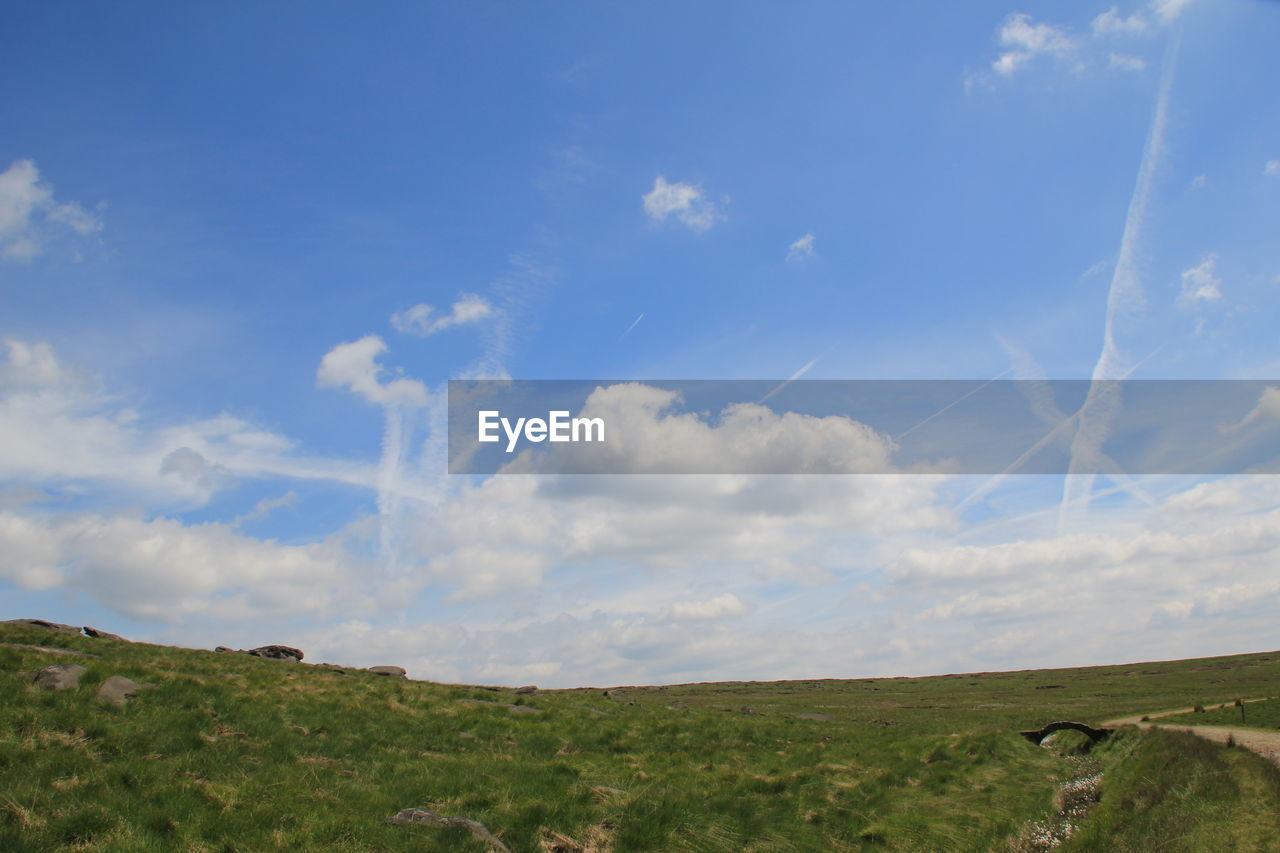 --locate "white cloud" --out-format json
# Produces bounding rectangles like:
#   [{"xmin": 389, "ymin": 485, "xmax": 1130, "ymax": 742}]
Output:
[
  {"xmin": 984, "ymin": 2, "xmax": 1187, "ymax": 84},
  {"xmin": 0, "ymin": 159, "xmax": 102, "ymax": 262},
  {"xmin": 1108, "ymin": 53, "xmax": 1146, "ymax": 72},
  {"xmin": 1092, "ymin": 7, "xmax": 1150, "ymax": 34},
  {"xmin": 992, "ymin": 13, "xmax": 1076, "ymax": 76},
  {"xmin": 1177, "ymin": 254, "xmax": 1222, "ymax": 307},
  {"xmin": 503, "ymin": 382, "xmax": 899, "ymax": 475},
  {"xmin": 1150, "ymin": 0, "xmax": 1195, "ymax": 25},
  {"xmin": 786, "ymin": 233, "xmax": 815, "ymax": 263},
  {"xmin": 642, "ymin": 176, "xmax": 723, "ymax": 231},
  {"xmin": 1190, "ymin": 174, "xmax": 1207, "ymax": 189},
  {"xmin": 316, "ymin": 335, "xmax": 428, "ymax": 407},
  {"xmin": 1265, "ymin": 161, "xmax": 1280, "ymax": 178},
  {"xmin": 390, "ymin": 294, "xmax": 494, "ymax": 336},
  {"xmin": 668, "ymin": 592, "xmax": 747, "ymax": 622},
  {"xmin": 0, "ymin": 509, "xmax": 377, "ymax": 623}
]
